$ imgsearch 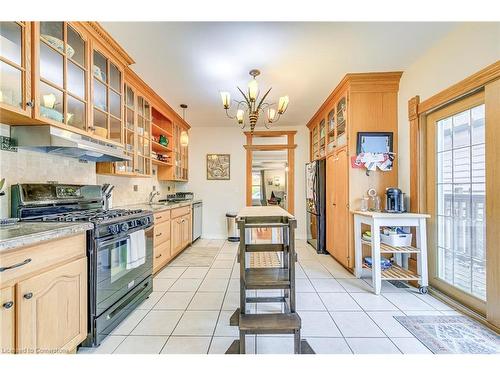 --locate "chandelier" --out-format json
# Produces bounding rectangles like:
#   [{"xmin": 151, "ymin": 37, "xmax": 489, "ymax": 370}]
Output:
[{"xmin": 220, "ymin": 69, "xmax": 289, "ymax": 132}]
